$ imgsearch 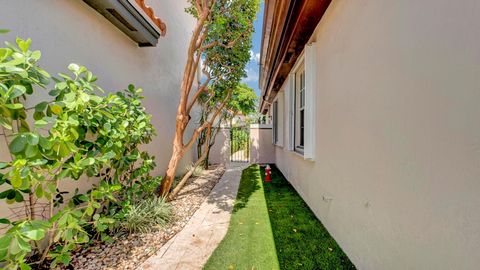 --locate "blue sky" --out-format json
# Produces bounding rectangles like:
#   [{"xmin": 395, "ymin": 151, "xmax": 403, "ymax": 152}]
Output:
[{"xmin": 242, "ymin": 3, "xmax": 264, "ymax": 96}]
